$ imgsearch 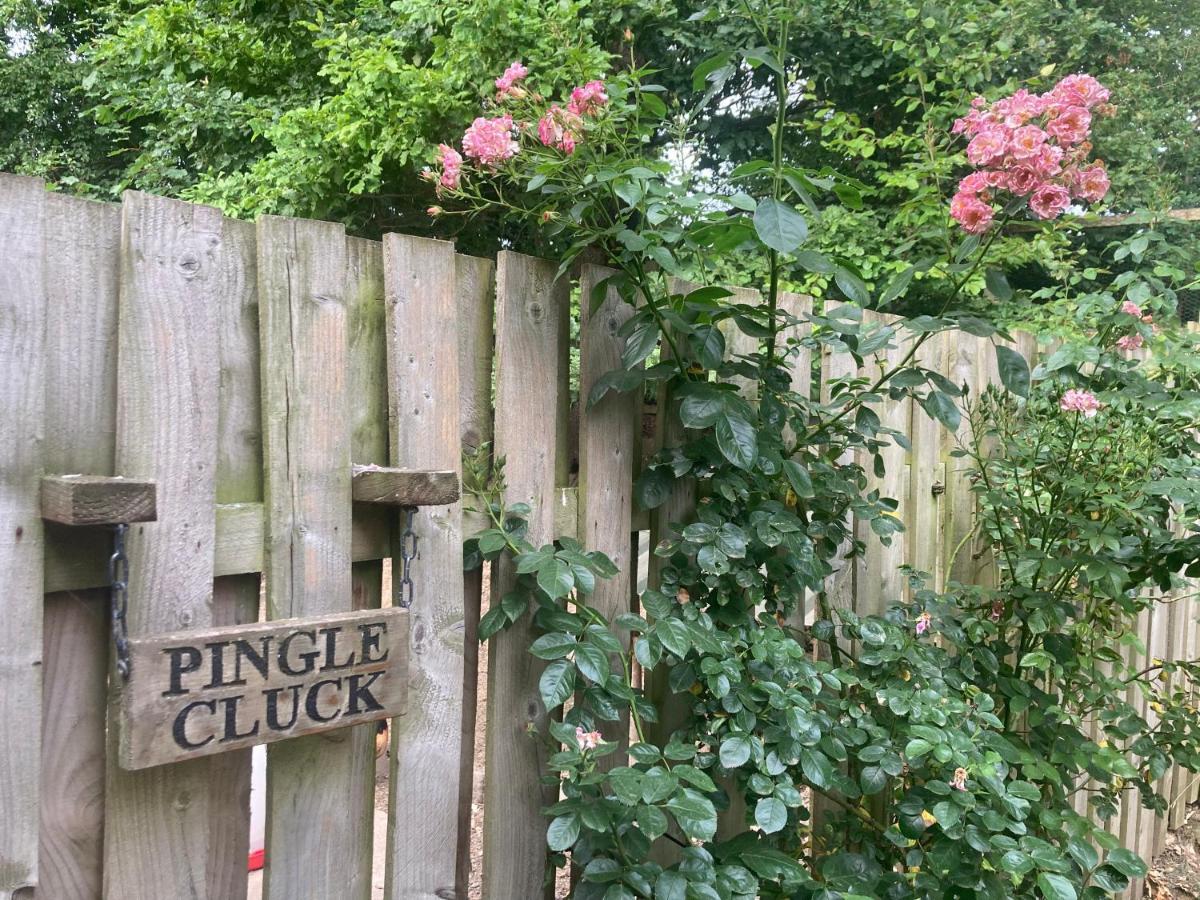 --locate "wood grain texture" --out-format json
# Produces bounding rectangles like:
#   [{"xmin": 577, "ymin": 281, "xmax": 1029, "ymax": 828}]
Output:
[
  {"xmin": 342, "ymin": 234, "xmax": 391, "ymax": 895},
  {"xmin": 102, "ymin": 191, "xmax": 225, "ymax": 899},
  {"xmin": 118, "ymin": 608, "xmax": 409, "ymax": 768},
  {"xmin": 382, "ymin": 234, "xmax": 466, "ymax": 899},
  {"xmin": 45, "ymin": 499, "xmax": 400, "ymax": 591},
  {"xmin": 38, "ymin": 192, "xmax": 120, "ymax": 900},
  {"xmin": 0, "ymin": 173, "xmax": 45, "ymax": 900},
  {"xmin": 577, "ymin": 264, "xmax": 638, "ymax": 762},
  {"xmin": 941, "ymin": 330, "xmax": 986, "ymax": 587},
  {"xmin": 351, "ymin": 466, "xmax": 459, "ymax": 506},
  {"xmin": 482, "ymin": 251, "xmax": 569, "ymax": 900},
  {"xmin": 41, "ymin": 475, "xmax": 156, "ymax": 525},
  {"xmin": 454, "ymin": 253, "xmax": 495, "ymax": 896},
  {"xmin": 207, "ymin": 214, "xmax": 264, "ymax": 900},
  {"xmin": 819, "ymin": 335, "xmax": 860, "ymax": 639},
  {"xmin": 907, "ymin": 333, "xmax": 947, "ymax": 592},
  {"xmin": 856, "ymin": 312, "xmax": 909, "ymax": 620},
  {"xmin": 257, "ymin": 215, "xmax": 374, "ymax": 900}
]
